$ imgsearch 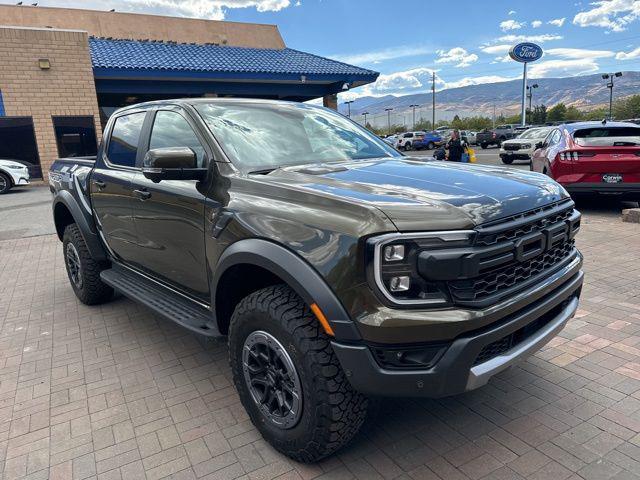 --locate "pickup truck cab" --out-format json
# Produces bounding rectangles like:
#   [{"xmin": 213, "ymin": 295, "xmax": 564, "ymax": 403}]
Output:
[
  {"xmin": 477, "ymin": 124, "xmax": 519, "ymax": 149},
  {"xmin": 50, "ymin": 98, "xmax": 584, "ymax": 462}
]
